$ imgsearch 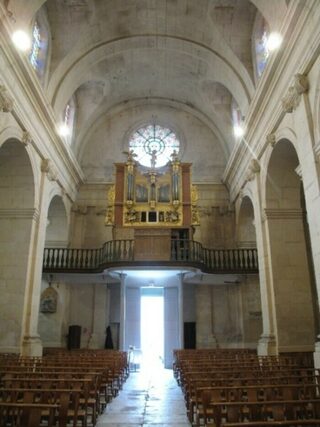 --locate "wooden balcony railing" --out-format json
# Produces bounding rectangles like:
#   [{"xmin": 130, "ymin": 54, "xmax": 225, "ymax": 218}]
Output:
[{"xmin": 43, "ymin": 239, "xmax": 258, "ymax": 274}]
